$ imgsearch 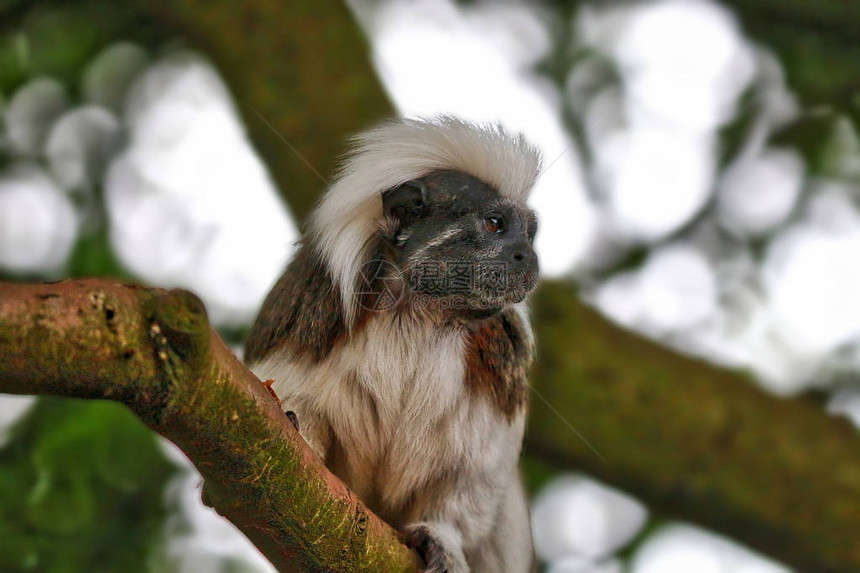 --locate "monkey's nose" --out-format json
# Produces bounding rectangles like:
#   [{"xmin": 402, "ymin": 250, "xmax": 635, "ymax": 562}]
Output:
[{"xmin": 504, "ymin": 245, "xmax": 539, "ymax": 274}]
